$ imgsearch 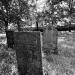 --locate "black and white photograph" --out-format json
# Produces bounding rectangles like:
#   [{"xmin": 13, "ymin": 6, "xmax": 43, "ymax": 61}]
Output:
[{"xmin": 0, "ymin": 0, "xmax": 75, "ymax": 75}]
